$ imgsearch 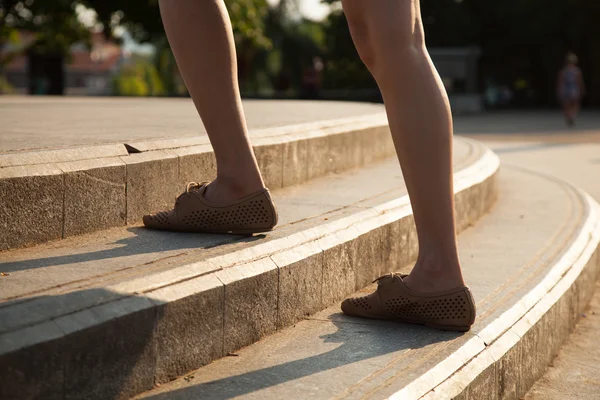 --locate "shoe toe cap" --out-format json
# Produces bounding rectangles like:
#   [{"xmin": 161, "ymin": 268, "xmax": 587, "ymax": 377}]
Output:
[
  {"xmin": 341, "ymin": 297, "xmax": 366, "ymax": 317},
  {"xmin": 142, "ymin": 214, "xmax": 155, "ymax": 227},
  {"xmin": 143, "ymin": 211, "xmax": 170, "ymax": 229}
]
